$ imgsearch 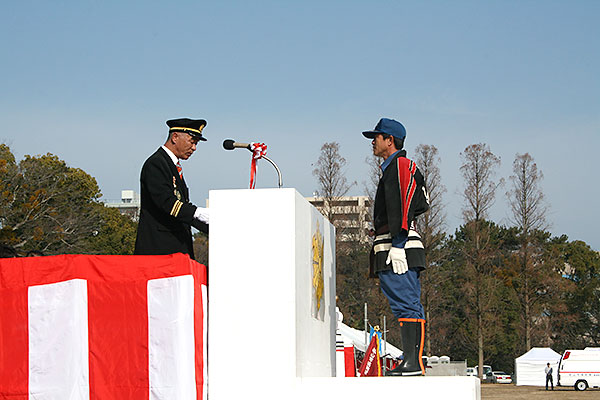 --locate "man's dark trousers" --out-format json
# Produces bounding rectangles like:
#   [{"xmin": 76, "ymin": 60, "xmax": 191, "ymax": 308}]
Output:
[{"xmin": 546, "ymin": 373, "xmax": 553, "ymax": 390}]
